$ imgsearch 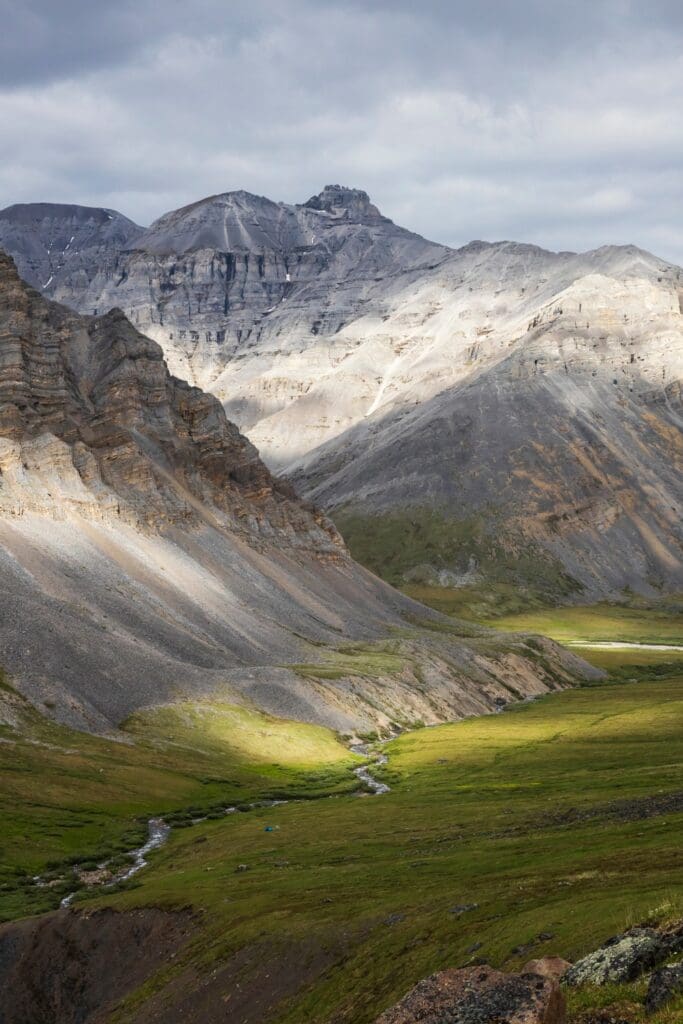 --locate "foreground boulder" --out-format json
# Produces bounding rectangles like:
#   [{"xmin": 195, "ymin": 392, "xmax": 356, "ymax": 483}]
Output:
[{"xmin": 375, "ymin": 964, "xmax": 566, "ymax": 1024}]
